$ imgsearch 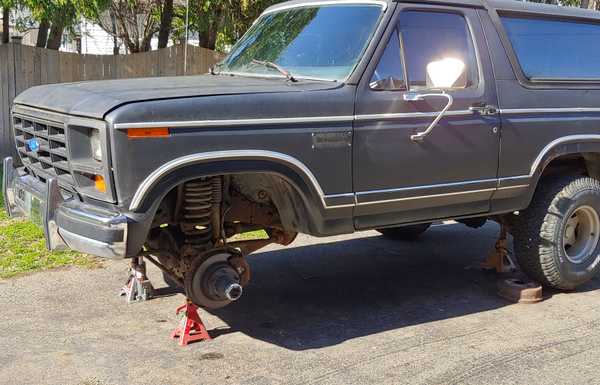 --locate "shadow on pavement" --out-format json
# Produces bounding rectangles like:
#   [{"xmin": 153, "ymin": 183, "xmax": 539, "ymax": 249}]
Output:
[{"xmin": 204, "ymin": 222, "xmax": 600, "ymax": 350}]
